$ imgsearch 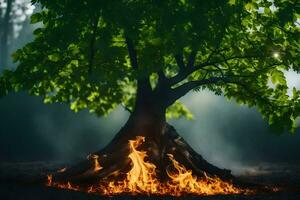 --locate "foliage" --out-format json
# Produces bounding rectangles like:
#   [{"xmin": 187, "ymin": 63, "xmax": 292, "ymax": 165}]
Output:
[
  {"xmin": 0, "ymin": 0, "xmax": 299, "ymax": 132},
  {"xmin": 166, "ymin": 101, "xmax": 194, "ymax": 120}
]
